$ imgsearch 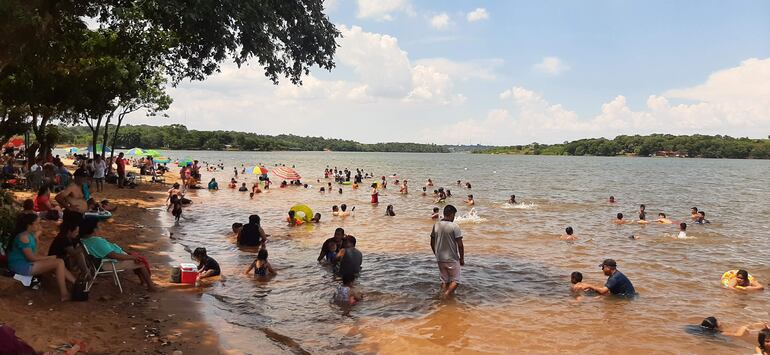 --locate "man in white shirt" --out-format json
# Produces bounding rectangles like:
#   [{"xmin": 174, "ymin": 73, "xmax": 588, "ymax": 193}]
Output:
[{"xmin": 430, "ymin": 204, "xmax": 465, "ymax": 299}]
